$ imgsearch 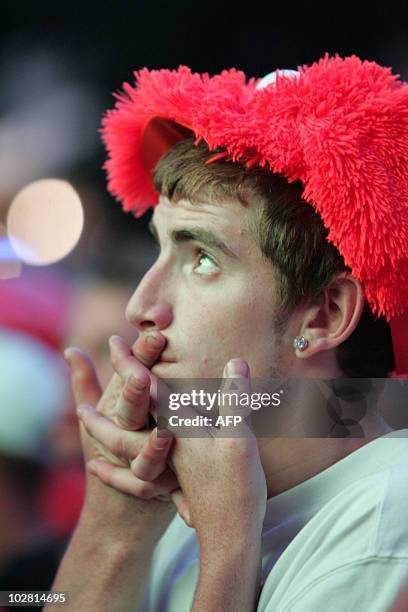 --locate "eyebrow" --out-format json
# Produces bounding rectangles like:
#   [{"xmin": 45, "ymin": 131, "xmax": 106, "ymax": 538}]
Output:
[{"xmin": 148, "ymin": 218, "xmax": 238, "ymax": 259}]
